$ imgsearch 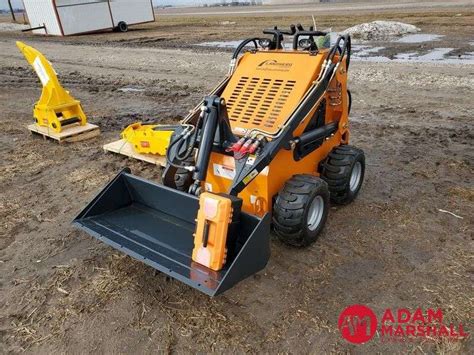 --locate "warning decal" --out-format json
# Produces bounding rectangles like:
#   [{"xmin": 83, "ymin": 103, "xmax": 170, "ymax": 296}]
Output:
[
  {"xmin": 33, "ymin": 57, "xmax": 50, "ymax": 86},
  {"xmin": 213, "ymin": 164, "xmax": 236, "ymax": 180}
]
